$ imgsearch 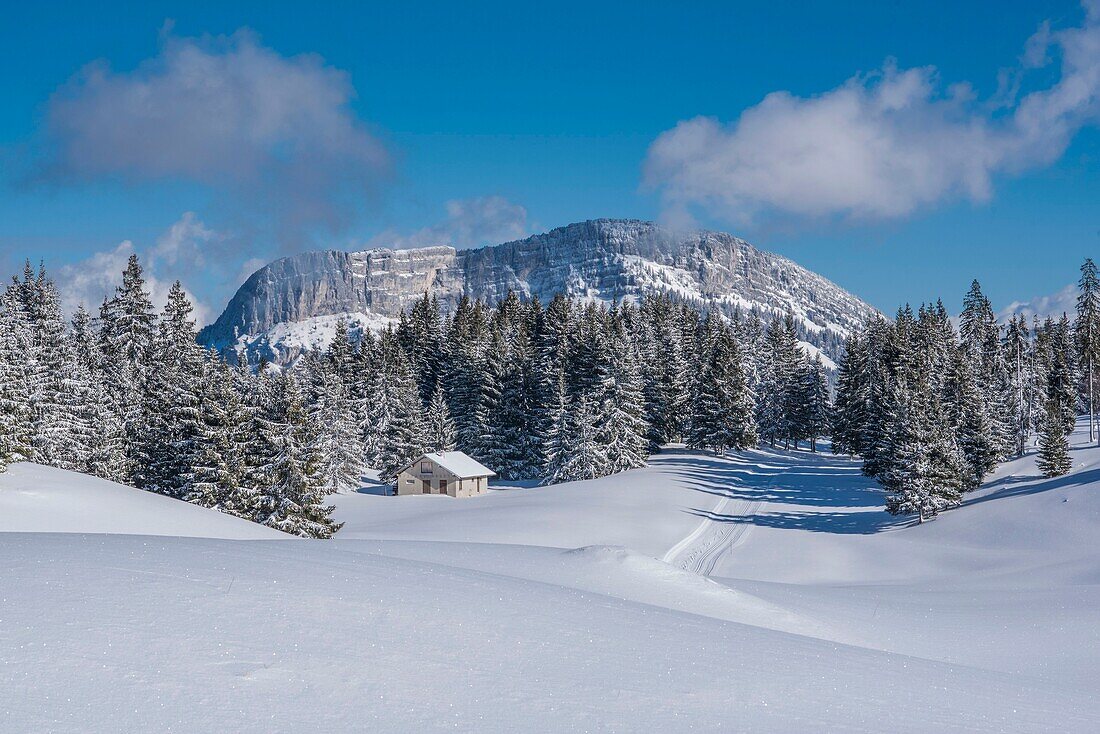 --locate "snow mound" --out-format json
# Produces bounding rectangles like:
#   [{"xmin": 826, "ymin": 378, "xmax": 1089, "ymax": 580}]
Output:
[{"xmin": 0, "ymin": 463, "xmax": 287, "ymax": 539}]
